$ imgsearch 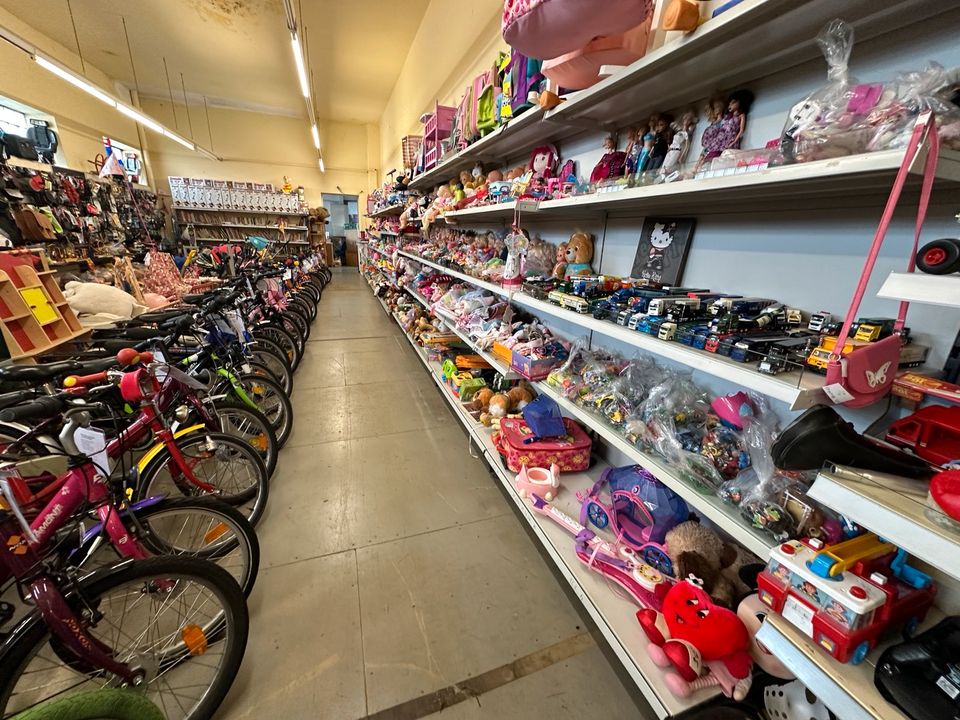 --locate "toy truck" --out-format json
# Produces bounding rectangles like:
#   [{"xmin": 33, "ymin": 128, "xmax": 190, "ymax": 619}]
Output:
[
  {"xmin": 757, "ymin": 535, "xmax": 935, "ymax": 664},
  {"xmin": 709, "ymin": 297, "xmax": 776, "ymax": 317},
  {"xmin": 657, "ymin": 322, "xmax": 677, "ymax": 341},
  {"xmin": 547, "ymin": 290, "xmax": 592, "ymax": 313},
  {"xmin": 808, "ymin": 311, "xmax": 833, "ymax": 332},
  {"xmin": 730, "ymin": 334, "xmax": 795, "ymax": 363},
  {"xmin": 886, "ymin": 404, "xmax": 960, "ymax": 465},
  {"xmin": 758, "ymin": 336, "xmax": 819, "ymax": 375},
  {"xmin": 647, "ymin": 296, "xmax": 700, "ymax": 318}
]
